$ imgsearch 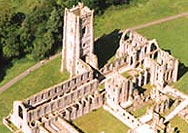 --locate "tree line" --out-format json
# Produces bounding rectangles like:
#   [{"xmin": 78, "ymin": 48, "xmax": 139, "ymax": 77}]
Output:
[{"xmin": 0, "ymin": 0, "xmax": 141, "ymax": 63}]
